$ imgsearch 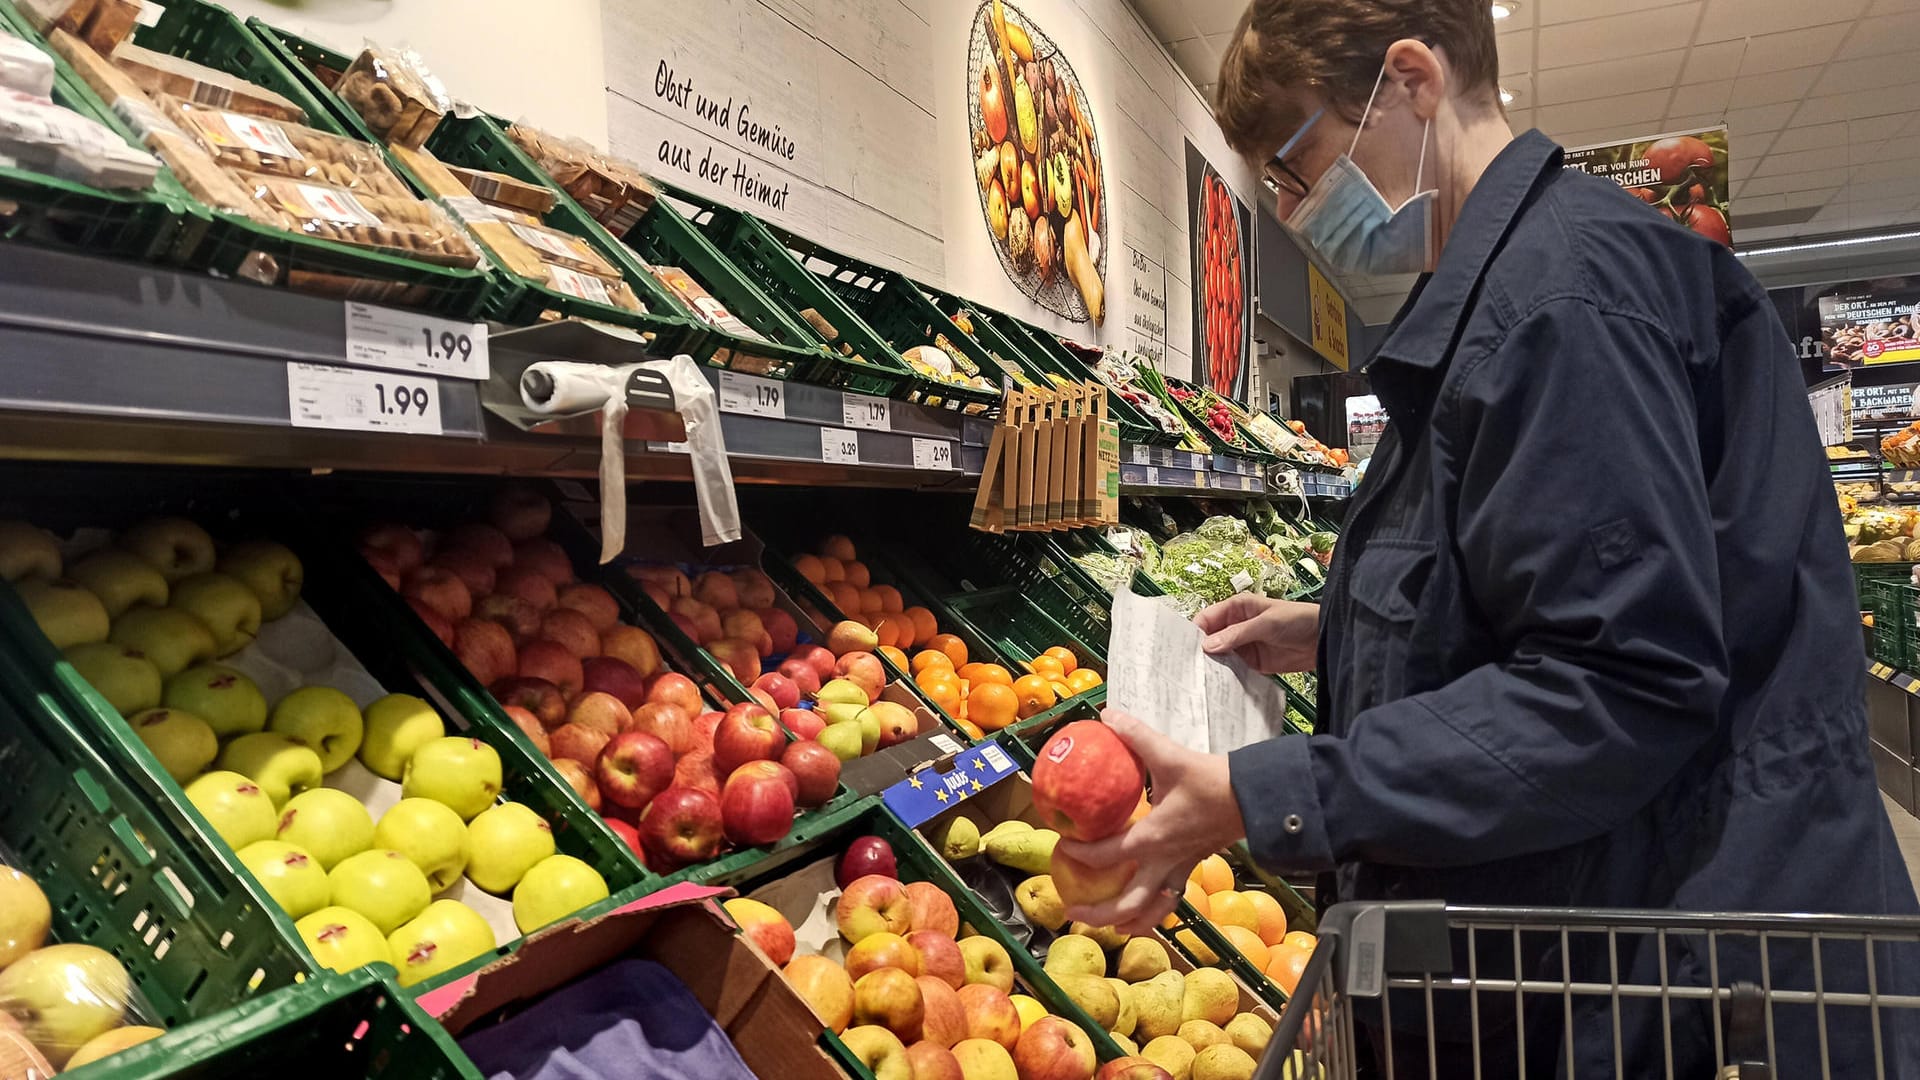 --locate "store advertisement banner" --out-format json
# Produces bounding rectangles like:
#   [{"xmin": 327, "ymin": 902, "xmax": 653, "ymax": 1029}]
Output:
[
  {"xmin": 1184, "ymin": 139, "xmax": 1252, "ymax": 397},
  {"xmin": 1307, "ymin": 262, "xmax": 1350, "ymax": 371},
  {"xmin": 1563, "ymin": 127, "xmax": 1731, "ymax": 247},
  {"xmin": 1853, "ymin": 382, "xmax": 1919, "ymax": 420},
  {"xmin": 1822, "ymin": 283, "xmax": 1920, "ymax": 368}
]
